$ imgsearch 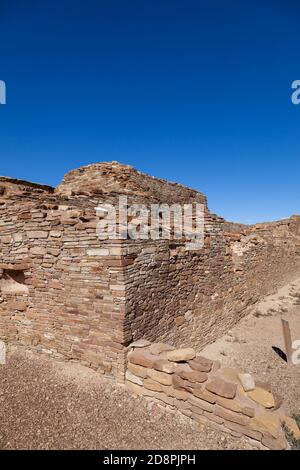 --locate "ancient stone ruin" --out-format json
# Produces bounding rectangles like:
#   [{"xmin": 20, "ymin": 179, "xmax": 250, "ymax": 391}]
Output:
[
  {"xmin": 1, "ymin": 161, "xmax": 300, "ymax": 449},
  {"xmin": 125, "ymin": 340, "xmax": 300, "ymax": 450},
  {"xmin": 0, "ymin": 161, "xmax": 300, "ymax": 387}
]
